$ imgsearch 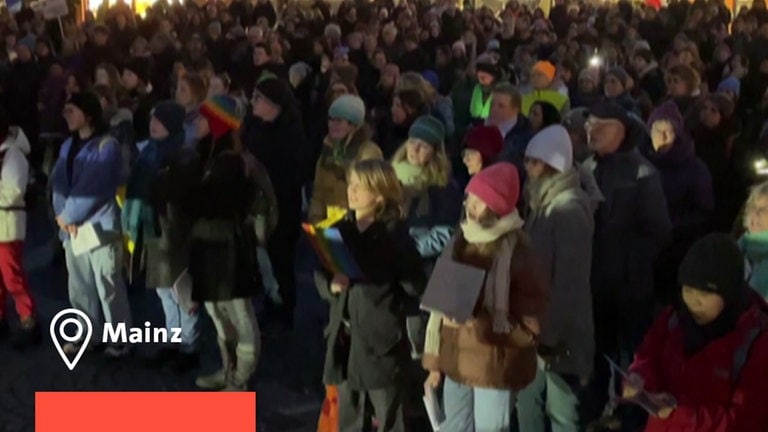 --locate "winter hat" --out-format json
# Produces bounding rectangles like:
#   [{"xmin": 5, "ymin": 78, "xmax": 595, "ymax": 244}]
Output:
[
  {"xmin": 465, "ymin": 125, "xmax": 503, "ymax": 164},
  {"xmin": 289, "ymin": 62, "xmax": 312, "ymax": 85},
  {"xmin": 606, "ymin": 67, "xmax": 630, "ymax": 89},
  {"xmin": 579, "ymin": 68, "xmax": 600, "ymax": 86},
  {"xmin": 633, "ymin": 40, "xmax": 652, "ymax": 55},
  {"xmin": 717, "ymin": 76, "xmax": 741, "ymax": 97},
  {"xmin": 123, "ymin": 56, "xmax": 151, "ymax": 84},
  {"xmin": 562, "ymin": 107, "xmax": 589, "ymax": 131},
  {"xmin": 678, "ymin": 233, "xmax": 745, "ymax": 299},
  {"xmin": 525, "ymin": 125, "xmax": 573, "ymax": 172},
  {"xmin": 588, "ymin": 101, "xmax": 630, "ymax": 129},
  {"xmin": 532, "ymin": 61, "xmax": 556, "ymax": 82},
  {"xmin": 422, "ymin": 70, "xmax": 440, "ymax": 90},
  {"xmin": 452, "ymin": 40, "xmax": 466, "ymax": 54},
  {"xmin": 409, "ymin": 115, "xmax": 445, "ymax": 148},
  {"xmin": 324, "ymin": 23, "xmax": 341, "ymax": 39},
  {"xmin": 255, "ymin": 77, "xmax": 292, "ymax": 108},
  {"xmin": 466, "ymin": 162, "xmax": 520, "ymax": 217},
  {"xmin": 647, "ymin": 99, "xmax": 684, "ymax": 138},
  {"xmin": 328, "ymin": 94, "xmax": 366, "ymax": 126},
  {"xmin": 199, "ymin": 95, "xmax": 242, "ymax": 139},
  {"xmin": 475, "ymin": 59, "xmax": 499, "ymax": 79},
  {"xmin": 66, "ymin": 92, "xmax": 103, "ymax": 123},
  {"xmin": 151, "ymin": 101, "xmax": 185, "ymax": 137}
]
